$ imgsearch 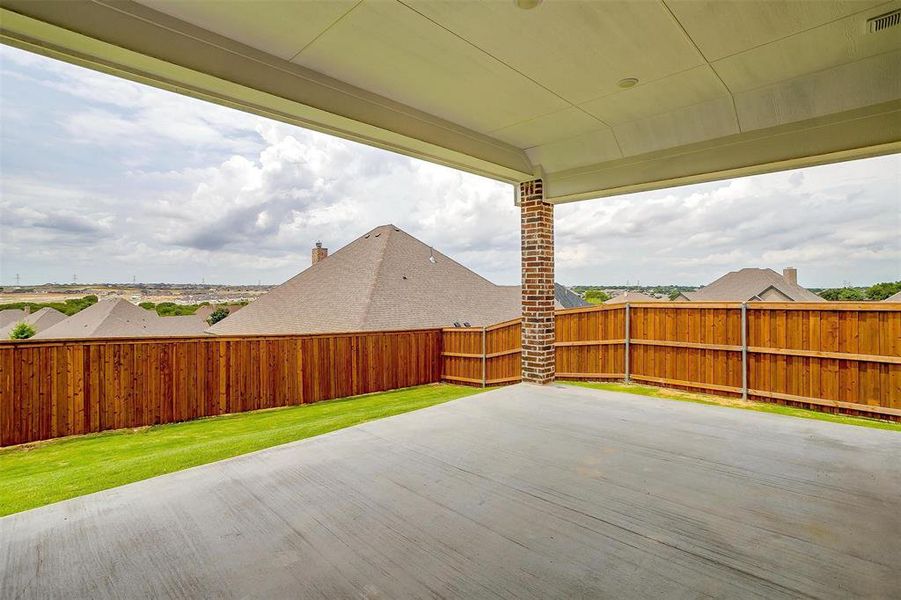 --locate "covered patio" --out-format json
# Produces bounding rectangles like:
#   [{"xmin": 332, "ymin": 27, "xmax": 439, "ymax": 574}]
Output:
[{"xmin": 2, "ymin": 384, "xmax": 899, "ymax": 599}]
